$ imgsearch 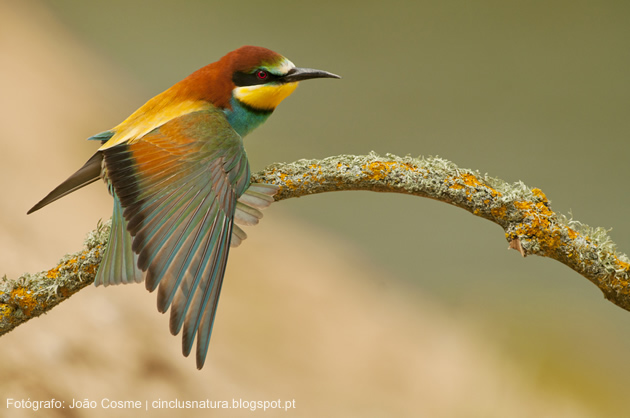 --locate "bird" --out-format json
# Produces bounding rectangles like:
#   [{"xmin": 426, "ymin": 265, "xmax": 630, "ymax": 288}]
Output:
[{"xmin": 28, "ymin": 46, "xmax": 340, "ymax": 369}]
